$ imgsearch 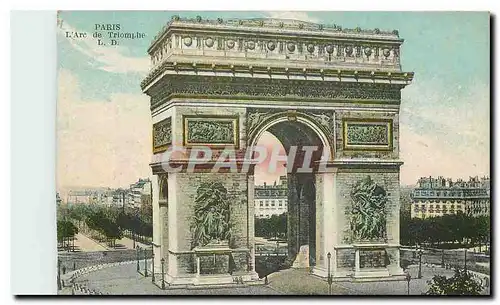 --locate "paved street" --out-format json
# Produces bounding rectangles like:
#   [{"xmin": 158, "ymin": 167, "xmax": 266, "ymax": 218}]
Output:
[
  {"xmin": 63, "ymin": 262, "xmax": 490, "ymax": 295},
  {"xmin": 67, "ymin": 261, "xmax": 279, "ymax": 295},
  {"xmin": 267, "ymin": 268, "xmax": 349, "ymax": 295}
]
